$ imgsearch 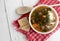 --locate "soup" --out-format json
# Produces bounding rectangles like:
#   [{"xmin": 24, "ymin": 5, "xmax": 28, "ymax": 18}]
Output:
[{"xmin": 31, "ymin": 6, "xmax": 57, "ymax": 32}]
